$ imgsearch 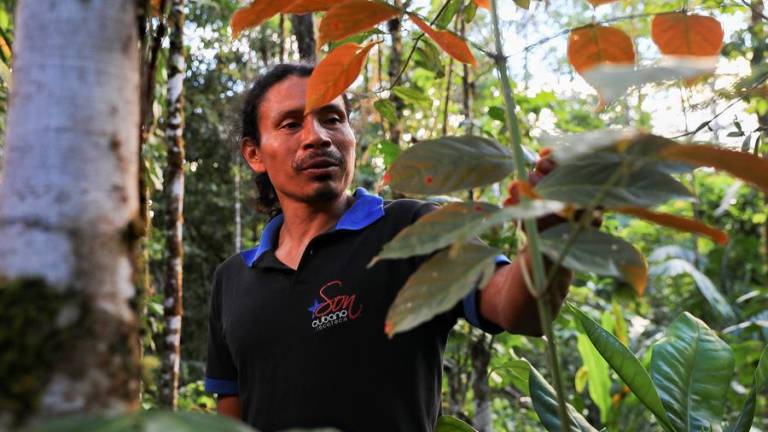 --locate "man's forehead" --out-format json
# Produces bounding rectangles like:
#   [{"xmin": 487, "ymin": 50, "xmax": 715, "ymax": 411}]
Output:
[{"xmin": 260, "ymin": 75, "xmax": 345, "ymax": 118}]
